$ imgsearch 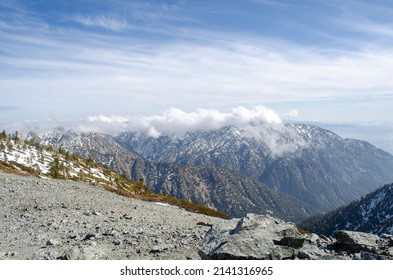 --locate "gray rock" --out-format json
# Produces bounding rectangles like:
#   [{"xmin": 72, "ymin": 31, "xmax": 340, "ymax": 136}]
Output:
[
  {"xmin": 149, "ymin": 244, "xmax": 173, "ymax": 253},
  {"xmin": 381, "ymin": 234, "xmax": 393, "ymax": 246},
  {"xmin": 199, "ymin": 214, "xmax": 305, "ymax": 260},
  {"xmin": 360, "ymin": 251, "xmax": 393, "ymax": 260},
  {"xmin": 83, "ymin": 233, "xmax": 96, "ymax": 241},
  {"xmin": 34, "ymin": 249, "xmax": 57, "ymax": 260},
  {"xmin": 275, "ymin": 236, "xmax": 305, "ymax": 248},
  {"xmin": 334, "ymin": 230, "xmax": 380, "ymax": 253},
  {"xmin": 6, "ymin": 251, "xmax": 17, "ymax": 257},
  {"xmin": 122, "ymin": 214, "xmax": 132, "ymax": 220},
  {"xmin": 307, "ymin": 233, "xmax": 320, "ymax": 243},
  {"xmin": 46, "ymin": 239, "xmax": 60, "ymax": 246},
  {"xmin": 60, "ymin": 246, "xmax": 101, "ymax": 260},
  {"xmin": 298, "ymin": 241, "xmax": 331, "ymax": 260}
]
